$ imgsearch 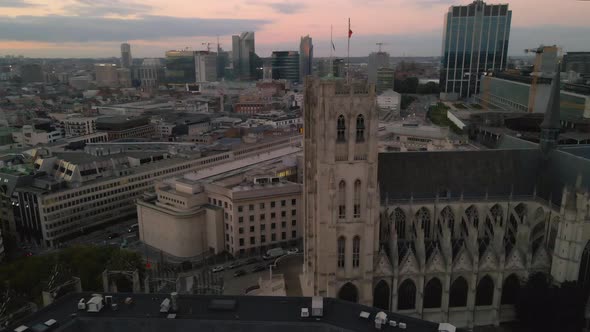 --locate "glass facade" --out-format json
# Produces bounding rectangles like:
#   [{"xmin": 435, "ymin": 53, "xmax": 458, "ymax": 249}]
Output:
[
  {"xmin": 272, "ymin": 51, "xmax": 300, "ymax": 82},
  {"xmin": 299, "ymin": 35, "xmax": 313, "ymax": 83},
  {"xmin": 165, "ymin": 51, "xmax": 196, "ymax": 84},
  {"xmin": 441, "ymin": 1, "xmax": 511, "ymax": 98}
]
